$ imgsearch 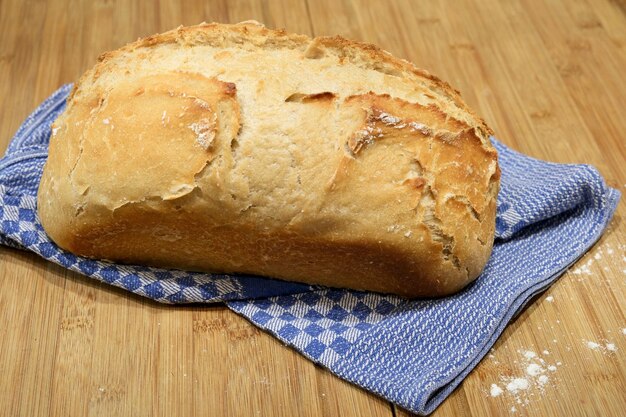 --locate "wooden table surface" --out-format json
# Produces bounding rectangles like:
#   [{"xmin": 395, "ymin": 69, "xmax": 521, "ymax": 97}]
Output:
[{"xmin": 1, "ymin": 0, "xmax": 624, "ymax": 416}]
